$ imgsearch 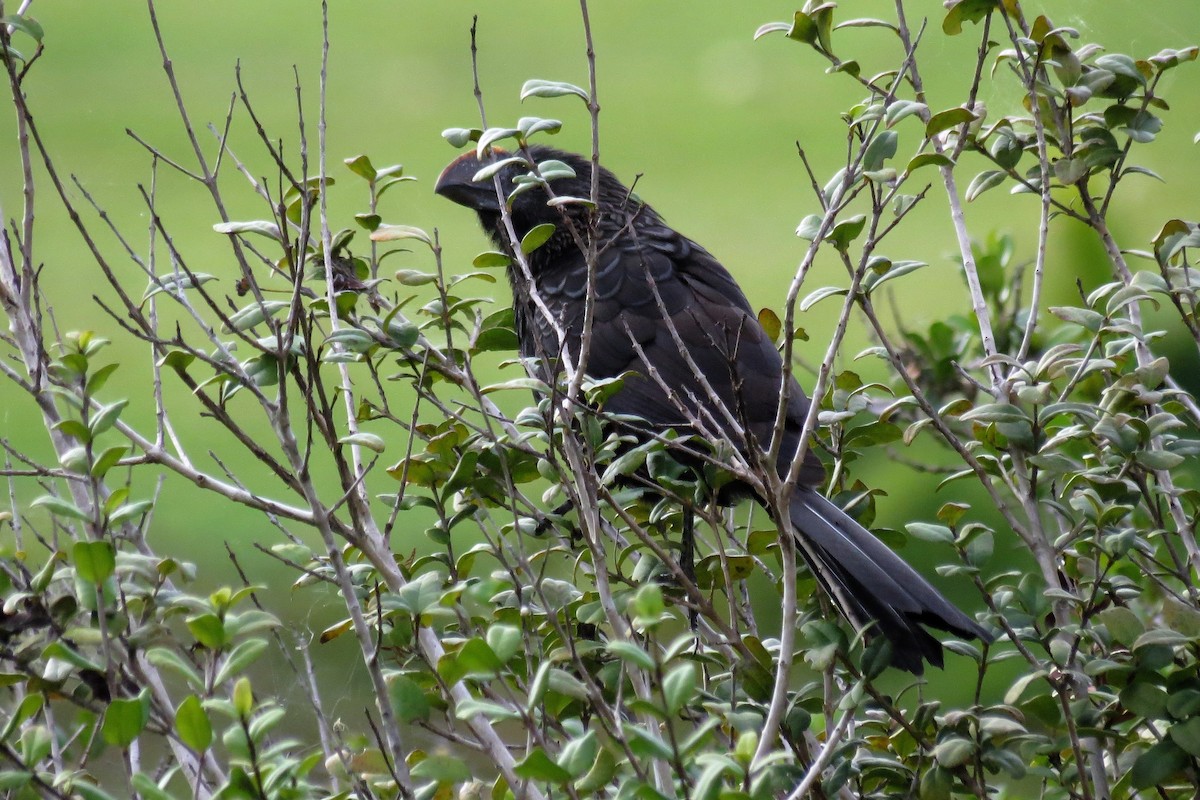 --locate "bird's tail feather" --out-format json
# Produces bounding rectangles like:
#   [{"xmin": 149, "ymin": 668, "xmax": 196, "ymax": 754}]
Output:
[{"xmin": 786, "ymin": 489, "xmax": 991, "ymax": 674}]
